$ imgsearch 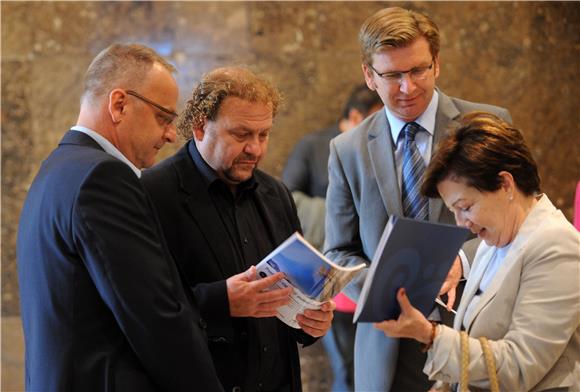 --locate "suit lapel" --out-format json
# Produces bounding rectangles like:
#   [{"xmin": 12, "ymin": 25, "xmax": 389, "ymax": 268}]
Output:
[
  {"xmin": 367, "ymin": 110, "xmax": 404, "ymax": 217},
  {"xmin": 172, "ymin": 145, "xmax": 240, "ymax": 278},
  {"xmin": 429, "ymin": 91, "xmax": 462, "ymax": 222},
  {"xmin": 454, "ymin": 245, "xmax": 494, "ymax": 330},
  {"xmin": 463, "ymin": 196, "xmax": 552, "ymax": 332},
  {"xmin": 368, "ymin": 92, "xmax": 463, "ymax": 221}
]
